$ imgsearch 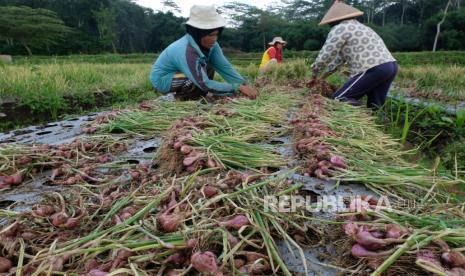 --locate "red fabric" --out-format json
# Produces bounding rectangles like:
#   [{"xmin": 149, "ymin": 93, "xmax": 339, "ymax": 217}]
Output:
[{"xmin": 268, "ymin": 46, "xmax": 283, "ymax": 63}]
